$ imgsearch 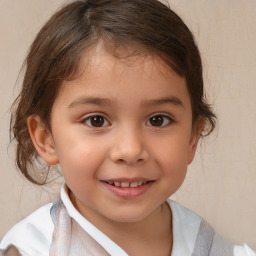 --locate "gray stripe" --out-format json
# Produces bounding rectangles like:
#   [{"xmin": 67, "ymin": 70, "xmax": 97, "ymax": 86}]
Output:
[
  {"xmin": 192, "ymin": 220, "xmax": 234, "ymax": 256},
  {"xmin": 192, "ymin": 220, "xmax": 214, "ymax": 256},
  {"xmin": 209, "ymin": 233, "xmax": 234, "ymax": 256}
]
